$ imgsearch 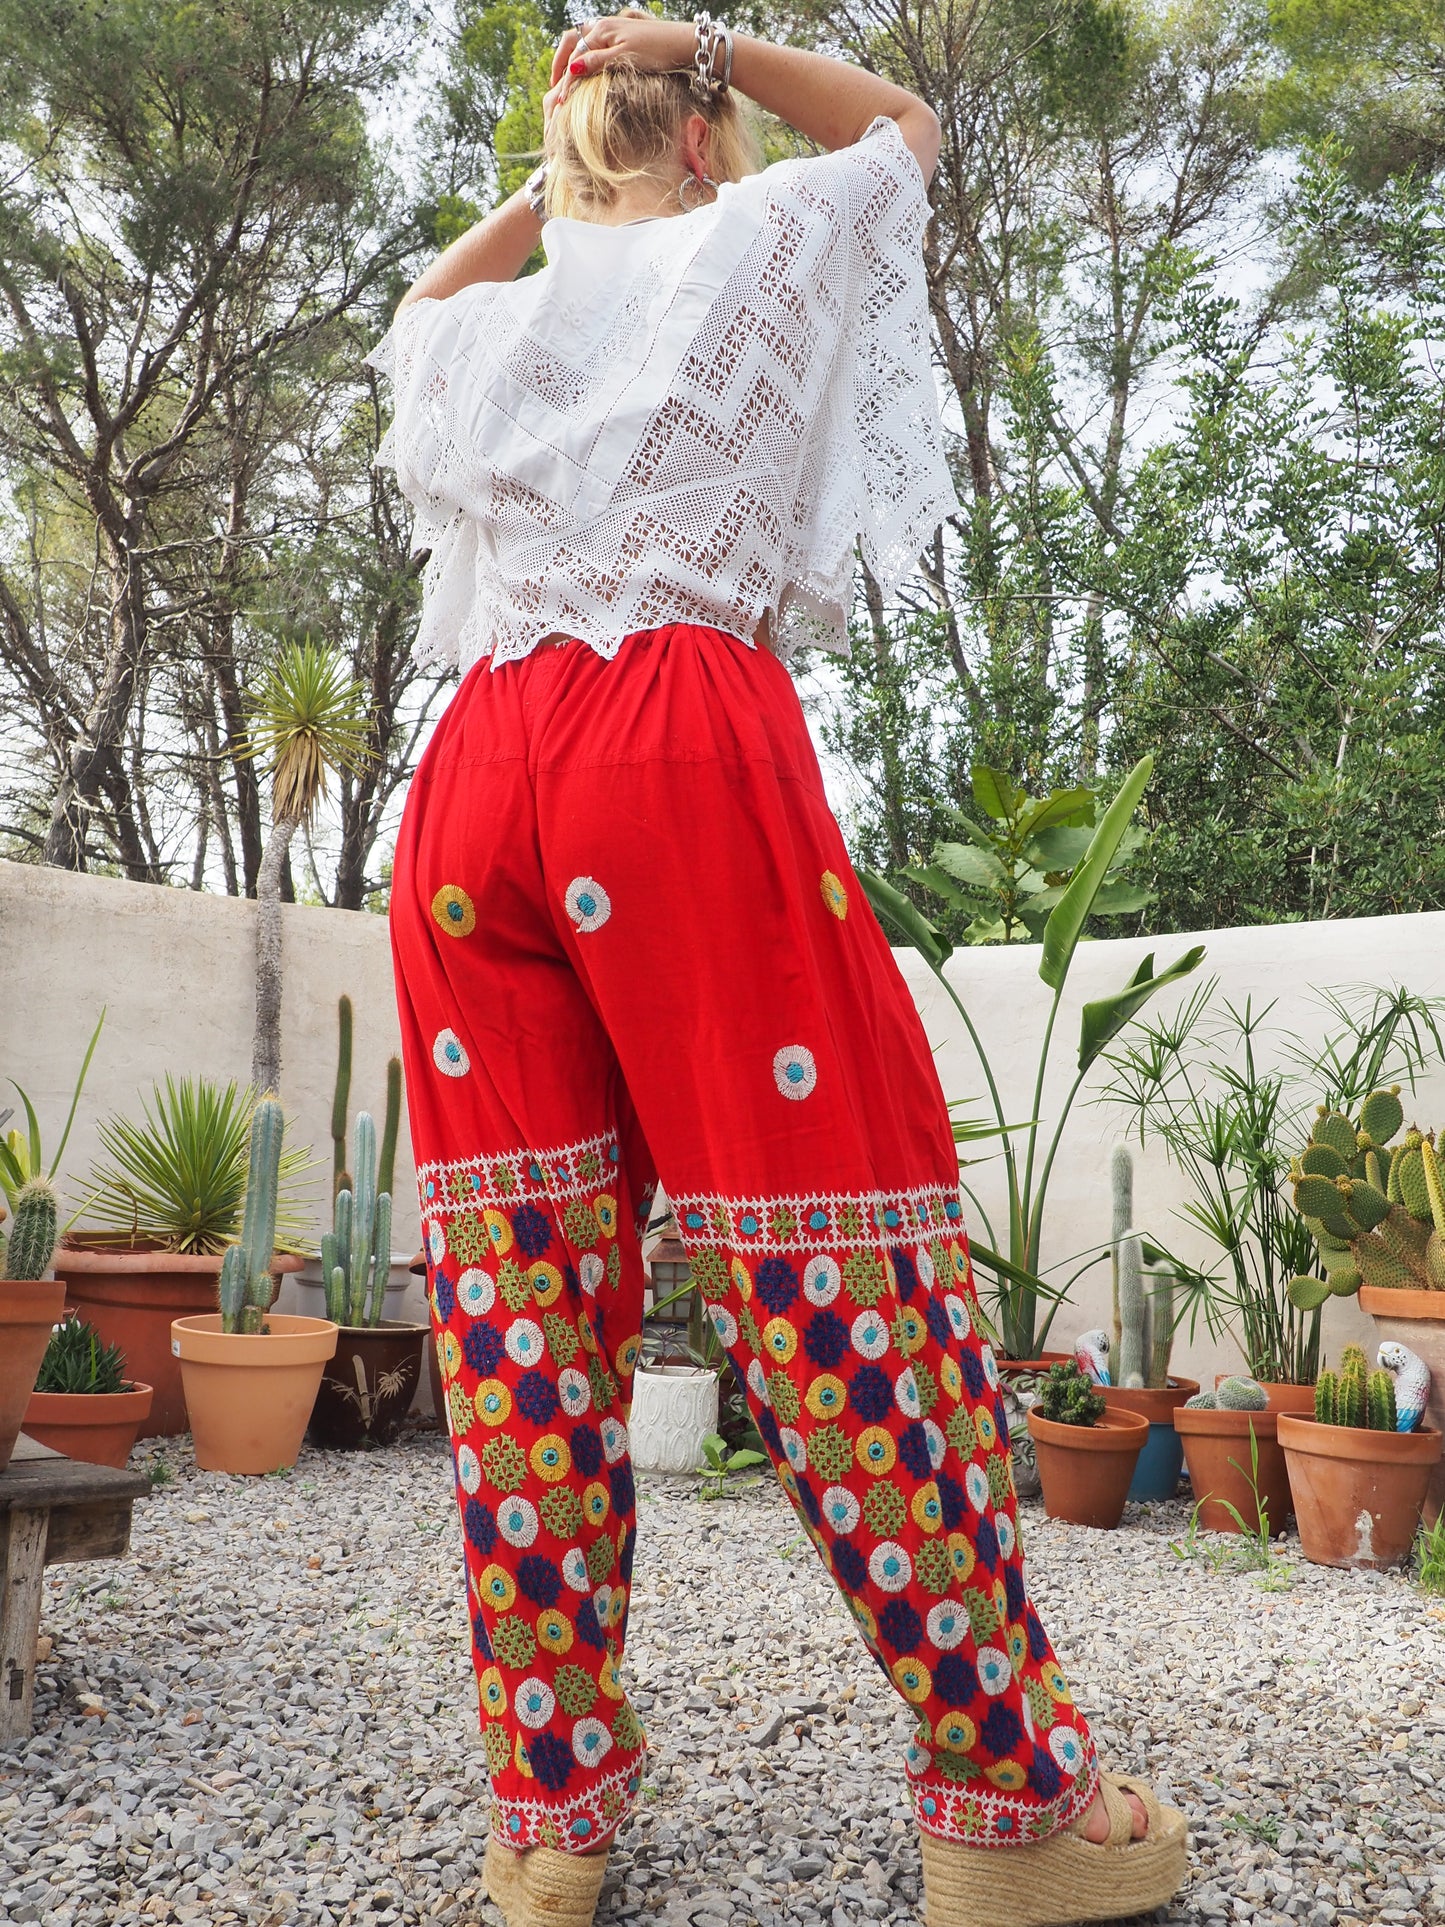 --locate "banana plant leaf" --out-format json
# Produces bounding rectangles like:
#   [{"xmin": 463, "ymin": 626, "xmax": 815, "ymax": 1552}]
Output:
[
  {"xmin": 860, "ymin": 869, "xmax": 953, "ymax": 969},
  {"xmin": 1039, "ymin": 754, "xmax": 1154, "ymax": 989},
  {"xmin": 1078, "ymin": 945, "xmax": 1208, "ymax": 1071},
  {"xmin": 930, "ymin": 842, "xmax": 1011, "ymax": 892}
]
